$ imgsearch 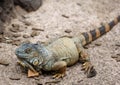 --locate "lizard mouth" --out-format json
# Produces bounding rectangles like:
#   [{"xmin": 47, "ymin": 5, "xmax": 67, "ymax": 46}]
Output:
[{"xmin": 18, "ymin": 60, "xmax": 37, "ymax": 72}]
